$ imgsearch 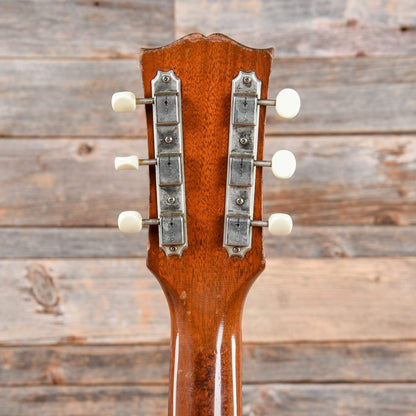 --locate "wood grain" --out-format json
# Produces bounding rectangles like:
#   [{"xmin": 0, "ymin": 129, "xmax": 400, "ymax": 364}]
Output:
[
  {"xmin": 1, "ymin": 258, "xmax": 415, "ymax": 345},
  {"xmin": 0, "ymin": 60, "xmax": 147, "ymax": 137},
  {"xmin": 243, "ymin": 384, "xmax": 416, "ymax": 416},
  {"xmin": 176, "ymin": 0, "xmax": 416, "ymax": 57},
  {"xmin": 267, "ymin": 56, "xmax": 416, "ymax": 134},
  {"xmin": 141, "ymin": 33, "xmax": 272, "ymax": 416},
  {"xmin": 1, "ymin": 57, "xmax": 416, "ymax": 137},
  {"xmin": 0, "ymin": 0, "xmax": 174, "ymax": 58},
  {"xmin": 1, "ymin": 2, "xmax": 415, "ymax": 411},
  {"xmin": 2, "ymin": 226, "xmax": 416, "ymax": 259},
  {"xmin": 0, "ymin": 135, "xmax": 414, "ymax": 226},
  {"xmin": 0, "ymin": 384, "xmax": 415, "ymax": 416},
  {"xmin": 2, "ymin": 0, "xmax": 415, "ymax": 59},
  {"xmin": 1, "ymin": 341, "xmax": 416, "ymax": 386}
]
